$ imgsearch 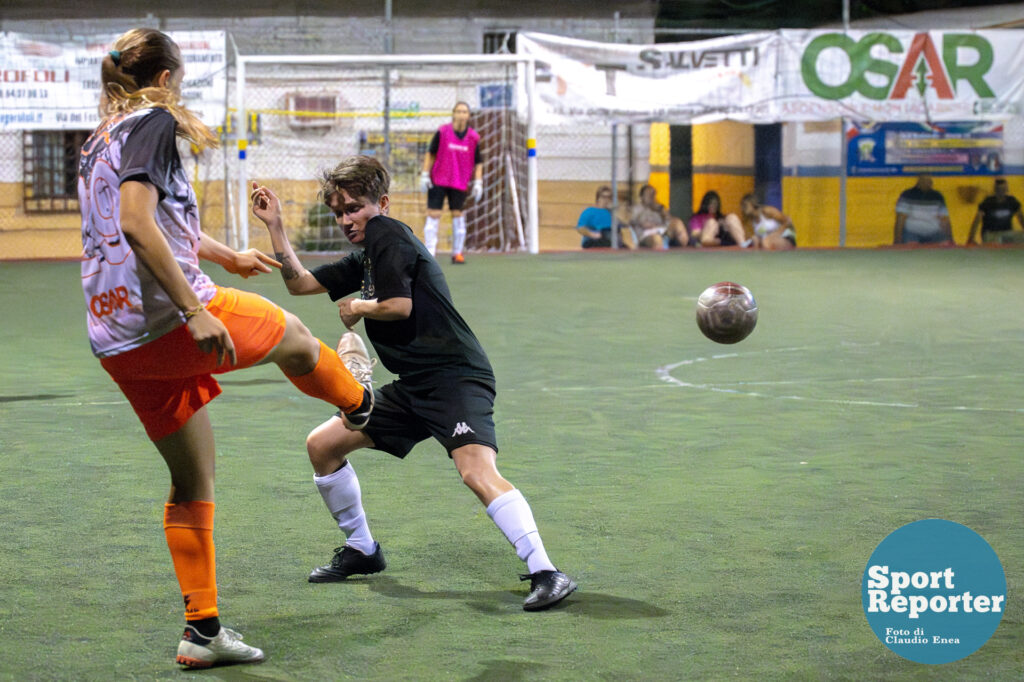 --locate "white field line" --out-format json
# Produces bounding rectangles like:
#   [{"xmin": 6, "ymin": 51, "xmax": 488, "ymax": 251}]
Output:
[{"xmin": 655, "ymin": 345, "xmax": 1024, "ymax": 414}]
